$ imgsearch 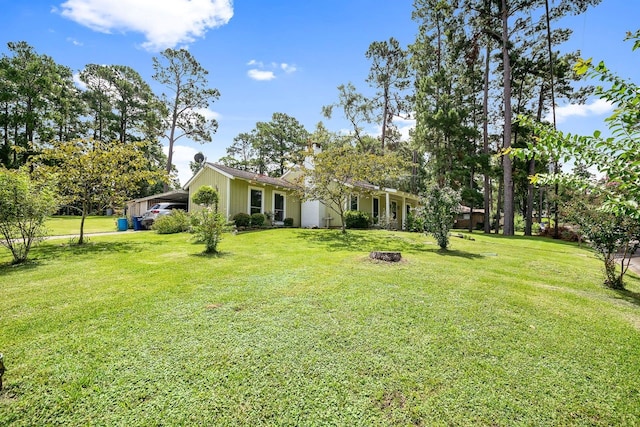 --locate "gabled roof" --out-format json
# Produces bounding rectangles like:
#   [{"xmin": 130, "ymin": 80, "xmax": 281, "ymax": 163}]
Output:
[
  {"xmin": 127, "ymin": 189, "xmax": 188, "ymax": 204},
  {"xmin": 183, "ymin": 162, "xmax": 299, "ymax": 190}
]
